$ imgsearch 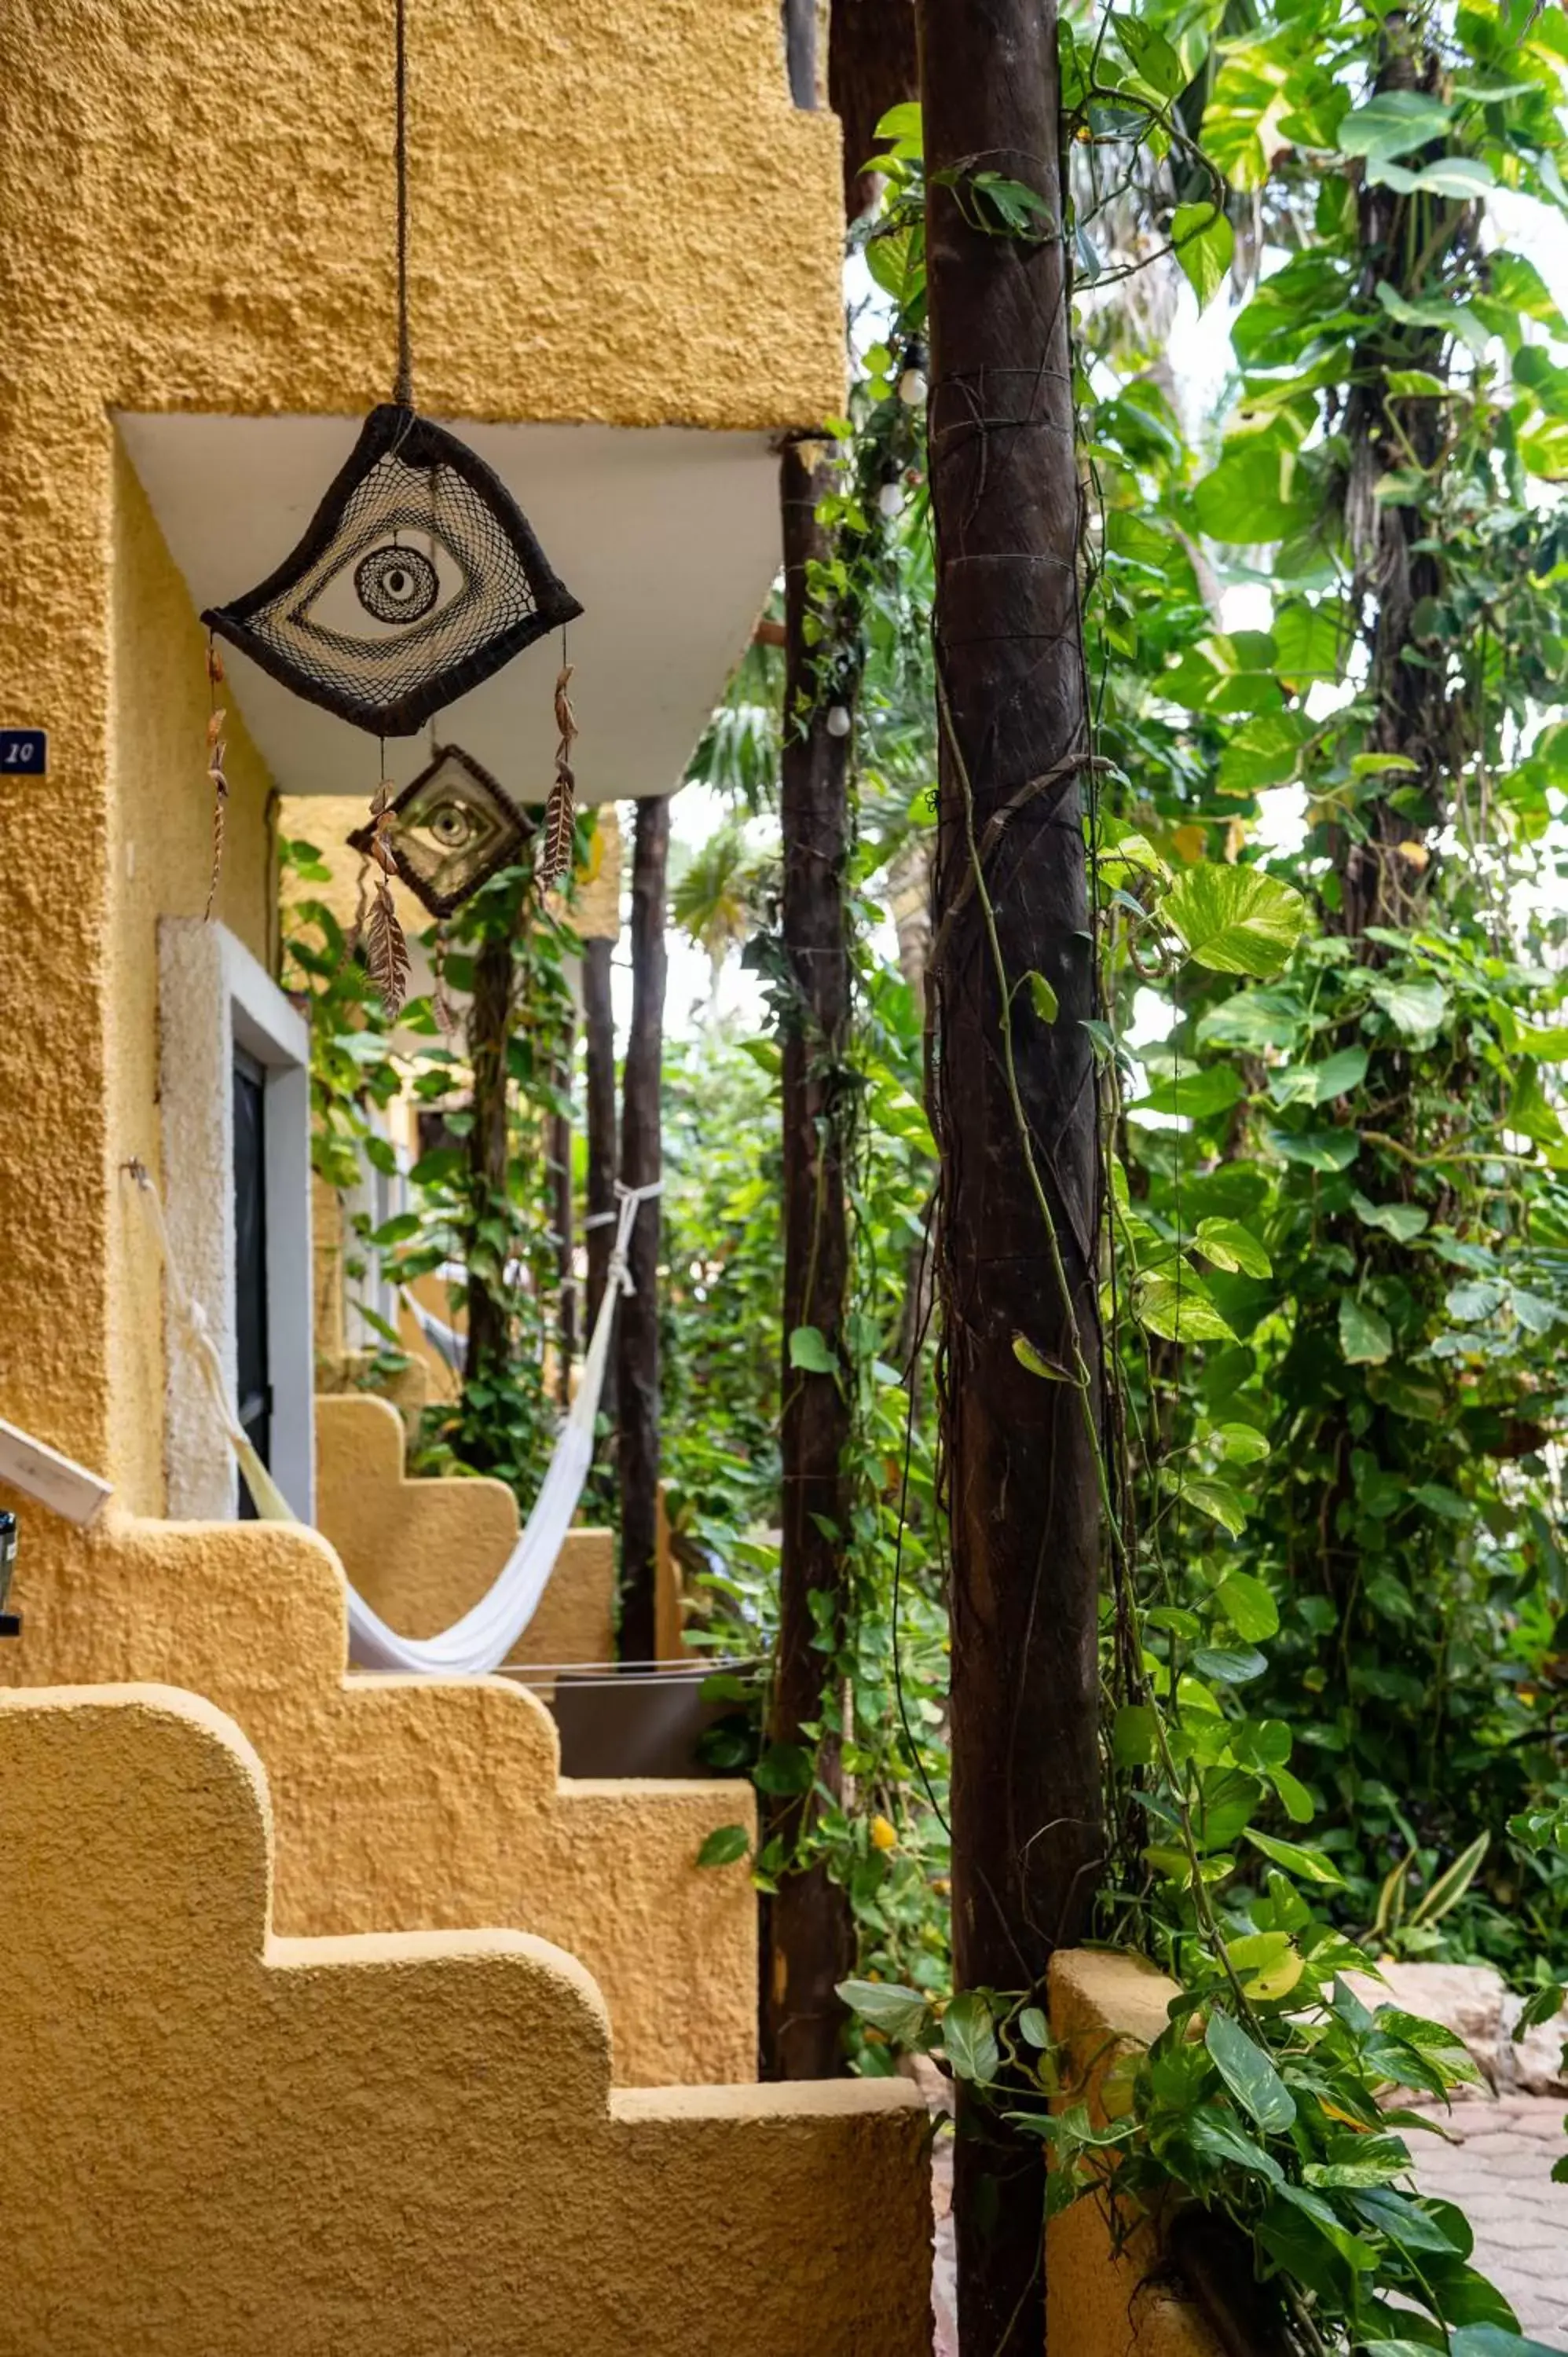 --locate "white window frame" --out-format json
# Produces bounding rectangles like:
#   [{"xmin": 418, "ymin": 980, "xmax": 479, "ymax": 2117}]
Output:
[
  {"xmin": 342, "ymin": 1123, "xmax": 411, "ymax": 1356},
  {"xmin": 158, "ymin": 917, "xmax": 314, "ymax": 1521}
]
